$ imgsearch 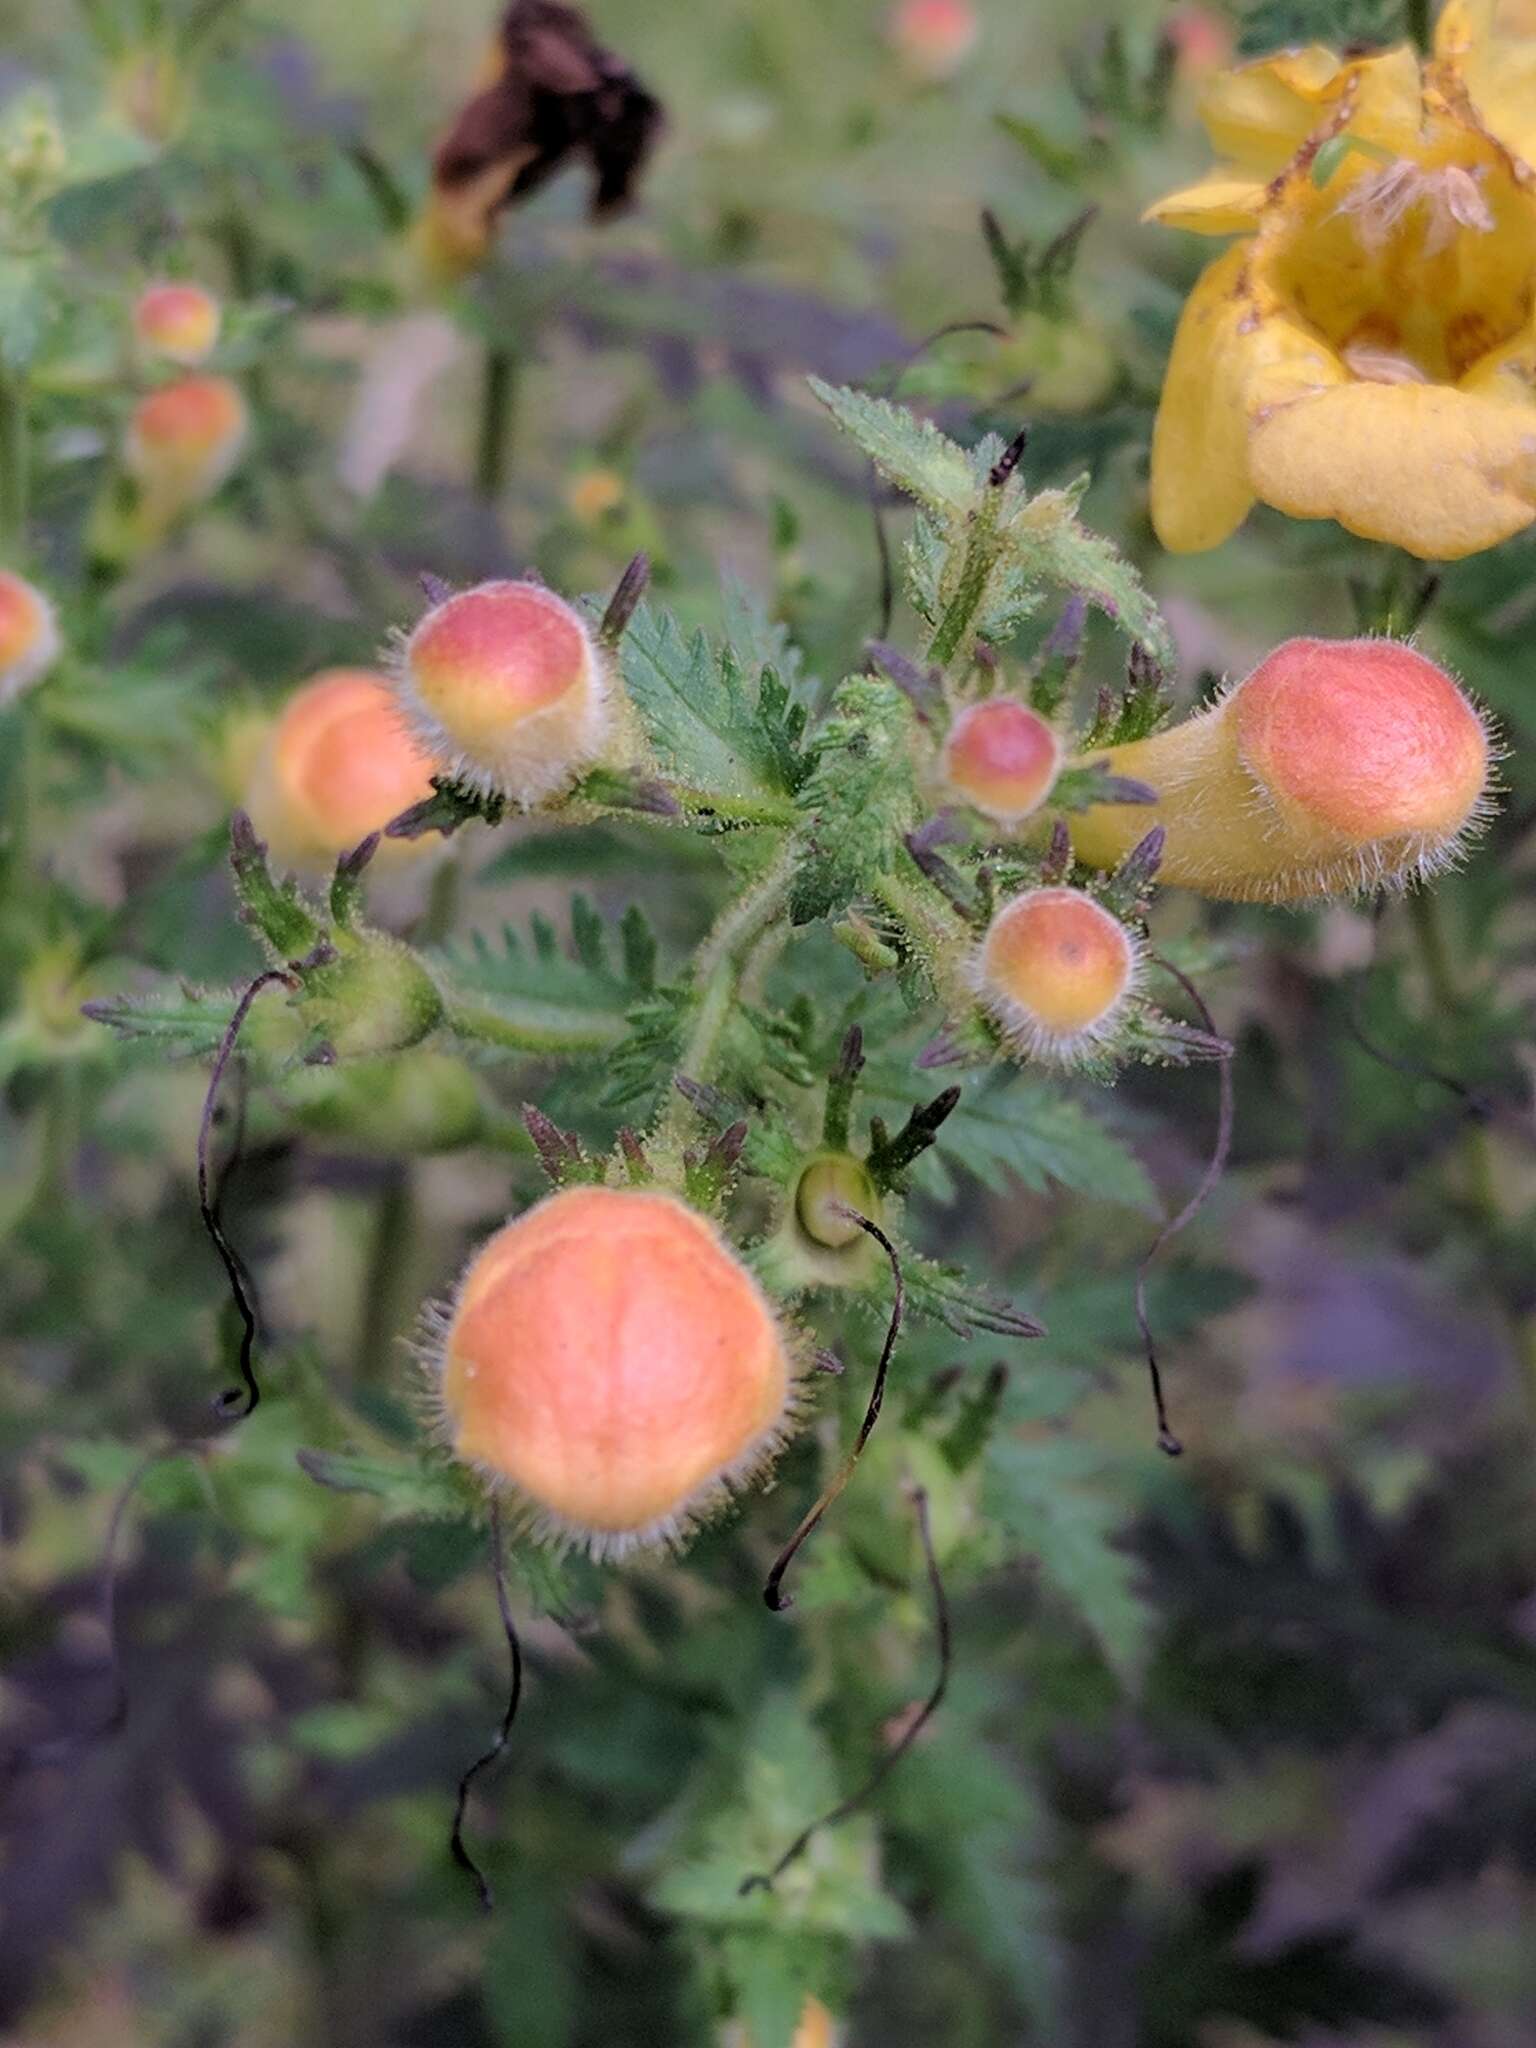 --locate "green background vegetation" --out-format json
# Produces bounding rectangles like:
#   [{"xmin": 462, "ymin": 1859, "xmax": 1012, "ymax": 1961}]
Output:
[{"xmin": 3, "ymin": 1, "xmax": 1536, "ymax": 2044}]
